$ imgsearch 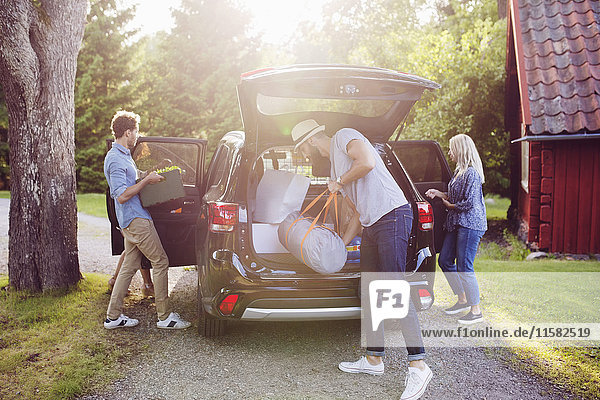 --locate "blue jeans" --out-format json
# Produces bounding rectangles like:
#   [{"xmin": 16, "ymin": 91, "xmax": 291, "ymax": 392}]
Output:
[
  {"xmin": 361, "ymin": 204, "xmax": 425, "ymax": 361},
  {"xmin": 438, "ymin": 226, "xmax": 485, "ymax": 306}
]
